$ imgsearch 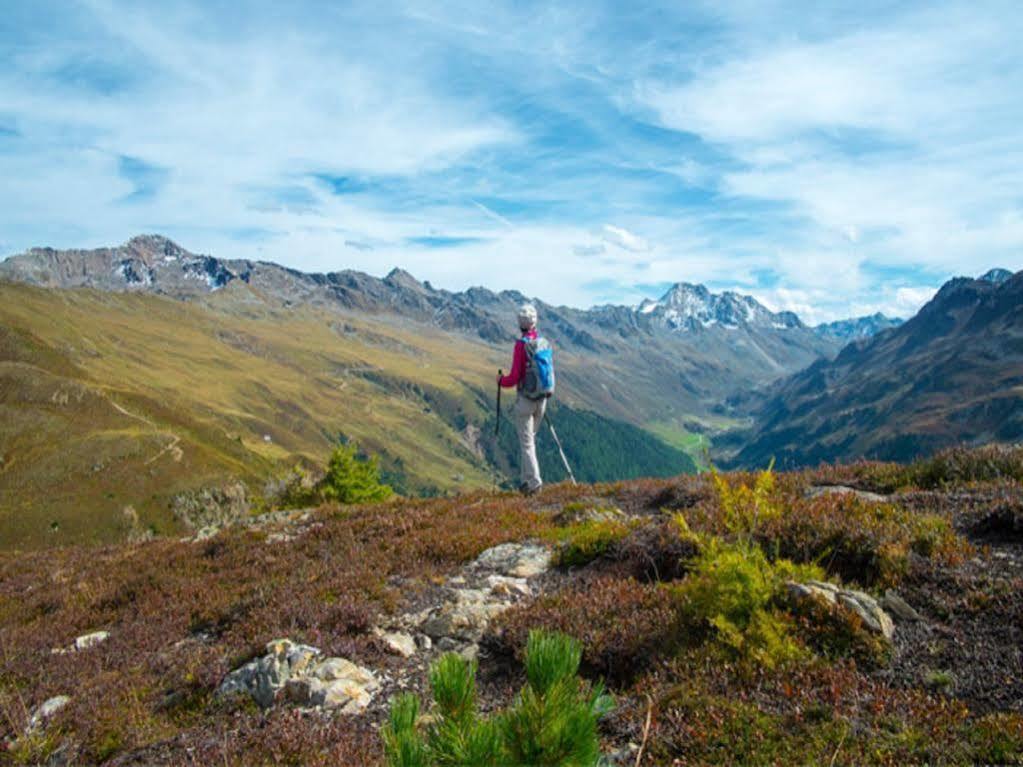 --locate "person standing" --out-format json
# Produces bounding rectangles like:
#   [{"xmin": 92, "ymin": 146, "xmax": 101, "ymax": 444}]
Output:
[{"xmin": 497, "ymin": 303, "xmax": 556, "ymax": 495}]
